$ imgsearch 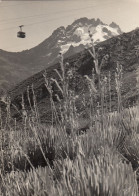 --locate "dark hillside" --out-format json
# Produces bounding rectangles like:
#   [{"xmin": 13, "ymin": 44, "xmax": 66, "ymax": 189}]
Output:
[{"xmin": 4, "ymin": 28, "xmax": 139, "ymax": 122}]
